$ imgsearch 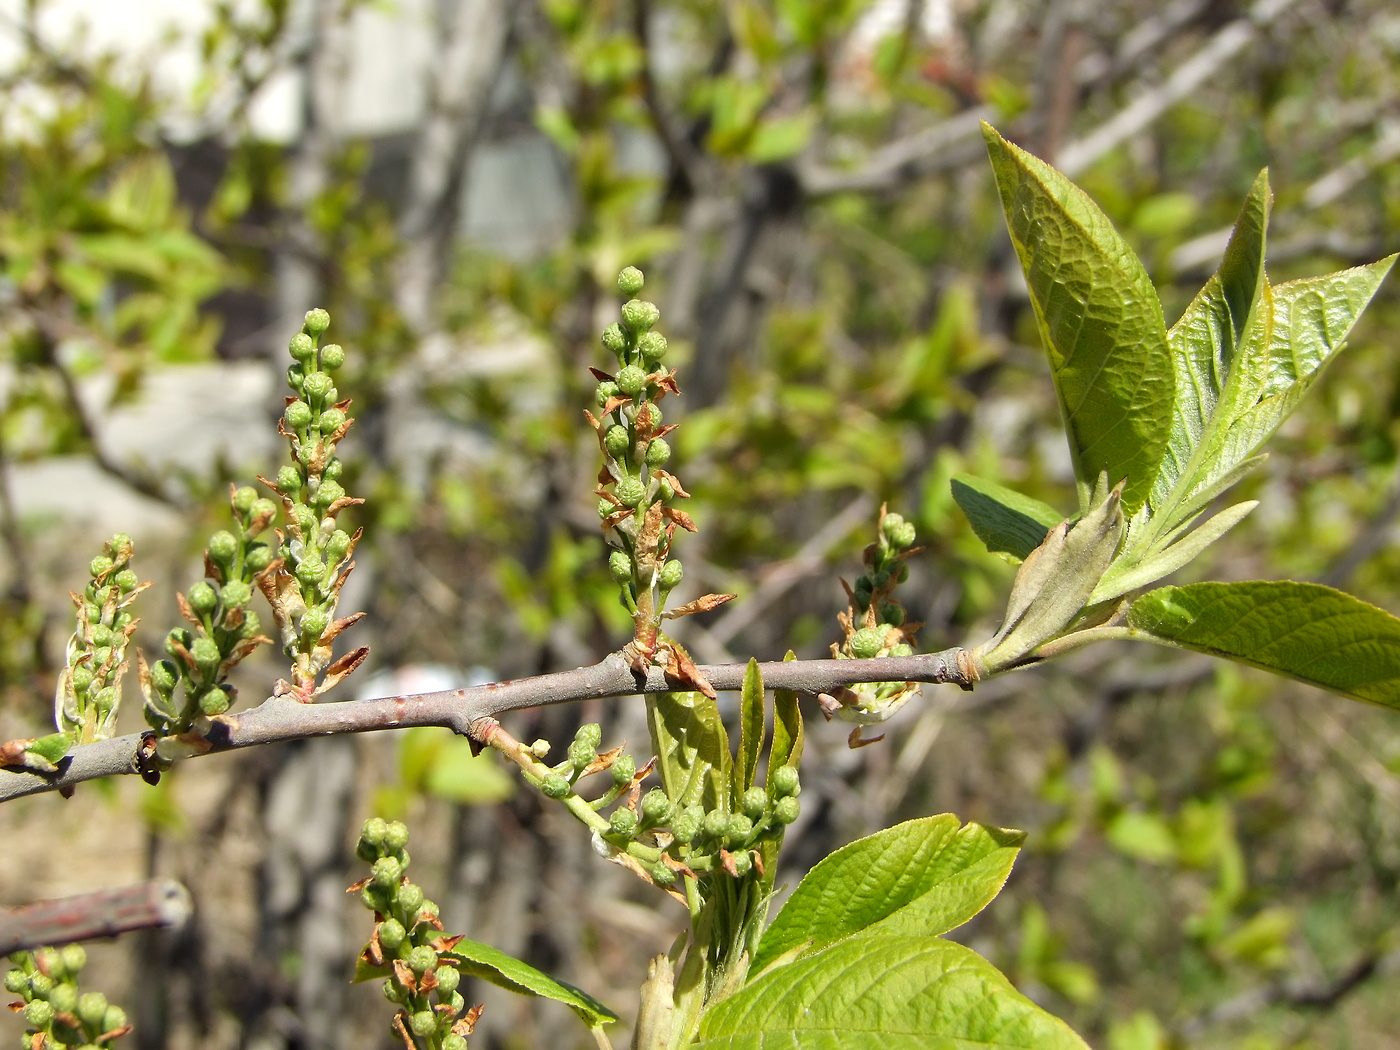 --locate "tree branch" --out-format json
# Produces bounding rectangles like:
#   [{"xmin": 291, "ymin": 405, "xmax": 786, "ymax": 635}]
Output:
[
  {"xmin": 0, "ymin": 648, "xmax": 976, "ymax": 803},
  {"xmin": 0, "ymin": 880, "xmax": 192, "ymax": 954}
]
